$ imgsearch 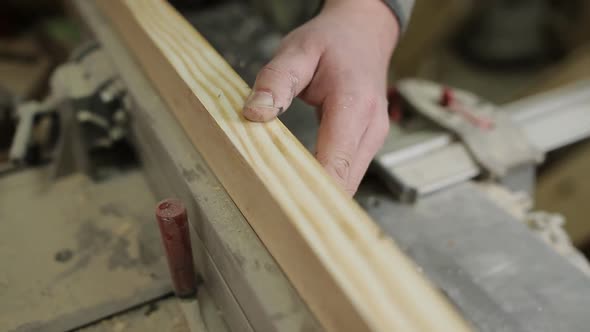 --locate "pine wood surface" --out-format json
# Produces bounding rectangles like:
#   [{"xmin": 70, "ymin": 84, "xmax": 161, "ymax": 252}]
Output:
[{"xmin": 97, "ymin": 1, "xmax": 470, "ymax": 330}]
